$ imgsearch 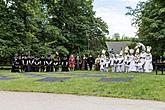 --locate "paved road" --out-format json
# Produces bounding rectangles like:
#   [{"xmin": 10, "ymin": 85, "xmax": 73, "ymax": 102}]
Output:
[{"xmin": 0, "ymin": 91, "xmax": 165, "ymax": 110}]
